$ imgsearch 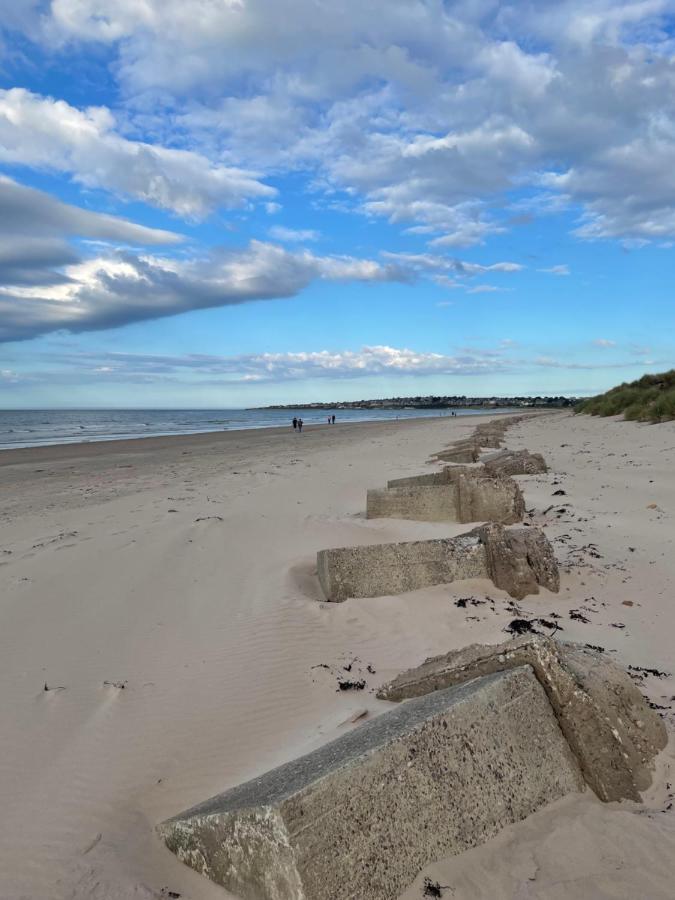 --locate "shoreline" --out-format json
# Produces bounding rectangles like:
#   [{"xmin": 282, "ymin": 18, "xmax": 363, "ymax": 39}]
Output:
[
  {"xmin": 0, "ymin": 406, "xmax": 529, "ymax": 454},
  {"xmin": 0, "ymin": 407, "xmax": 535, "ymax": 465}
]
